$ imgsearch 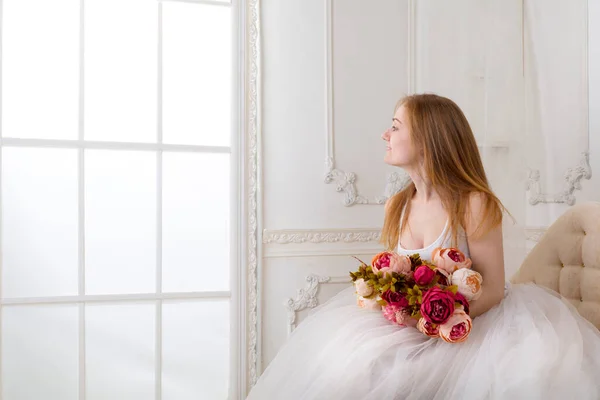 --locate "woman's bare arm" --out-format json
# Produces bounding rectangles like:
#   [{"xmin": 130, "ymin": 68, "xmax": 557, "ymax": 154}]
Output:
[{"xmin": 464, "ymin": 193, "xmax": 506, "ymax": 318}]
